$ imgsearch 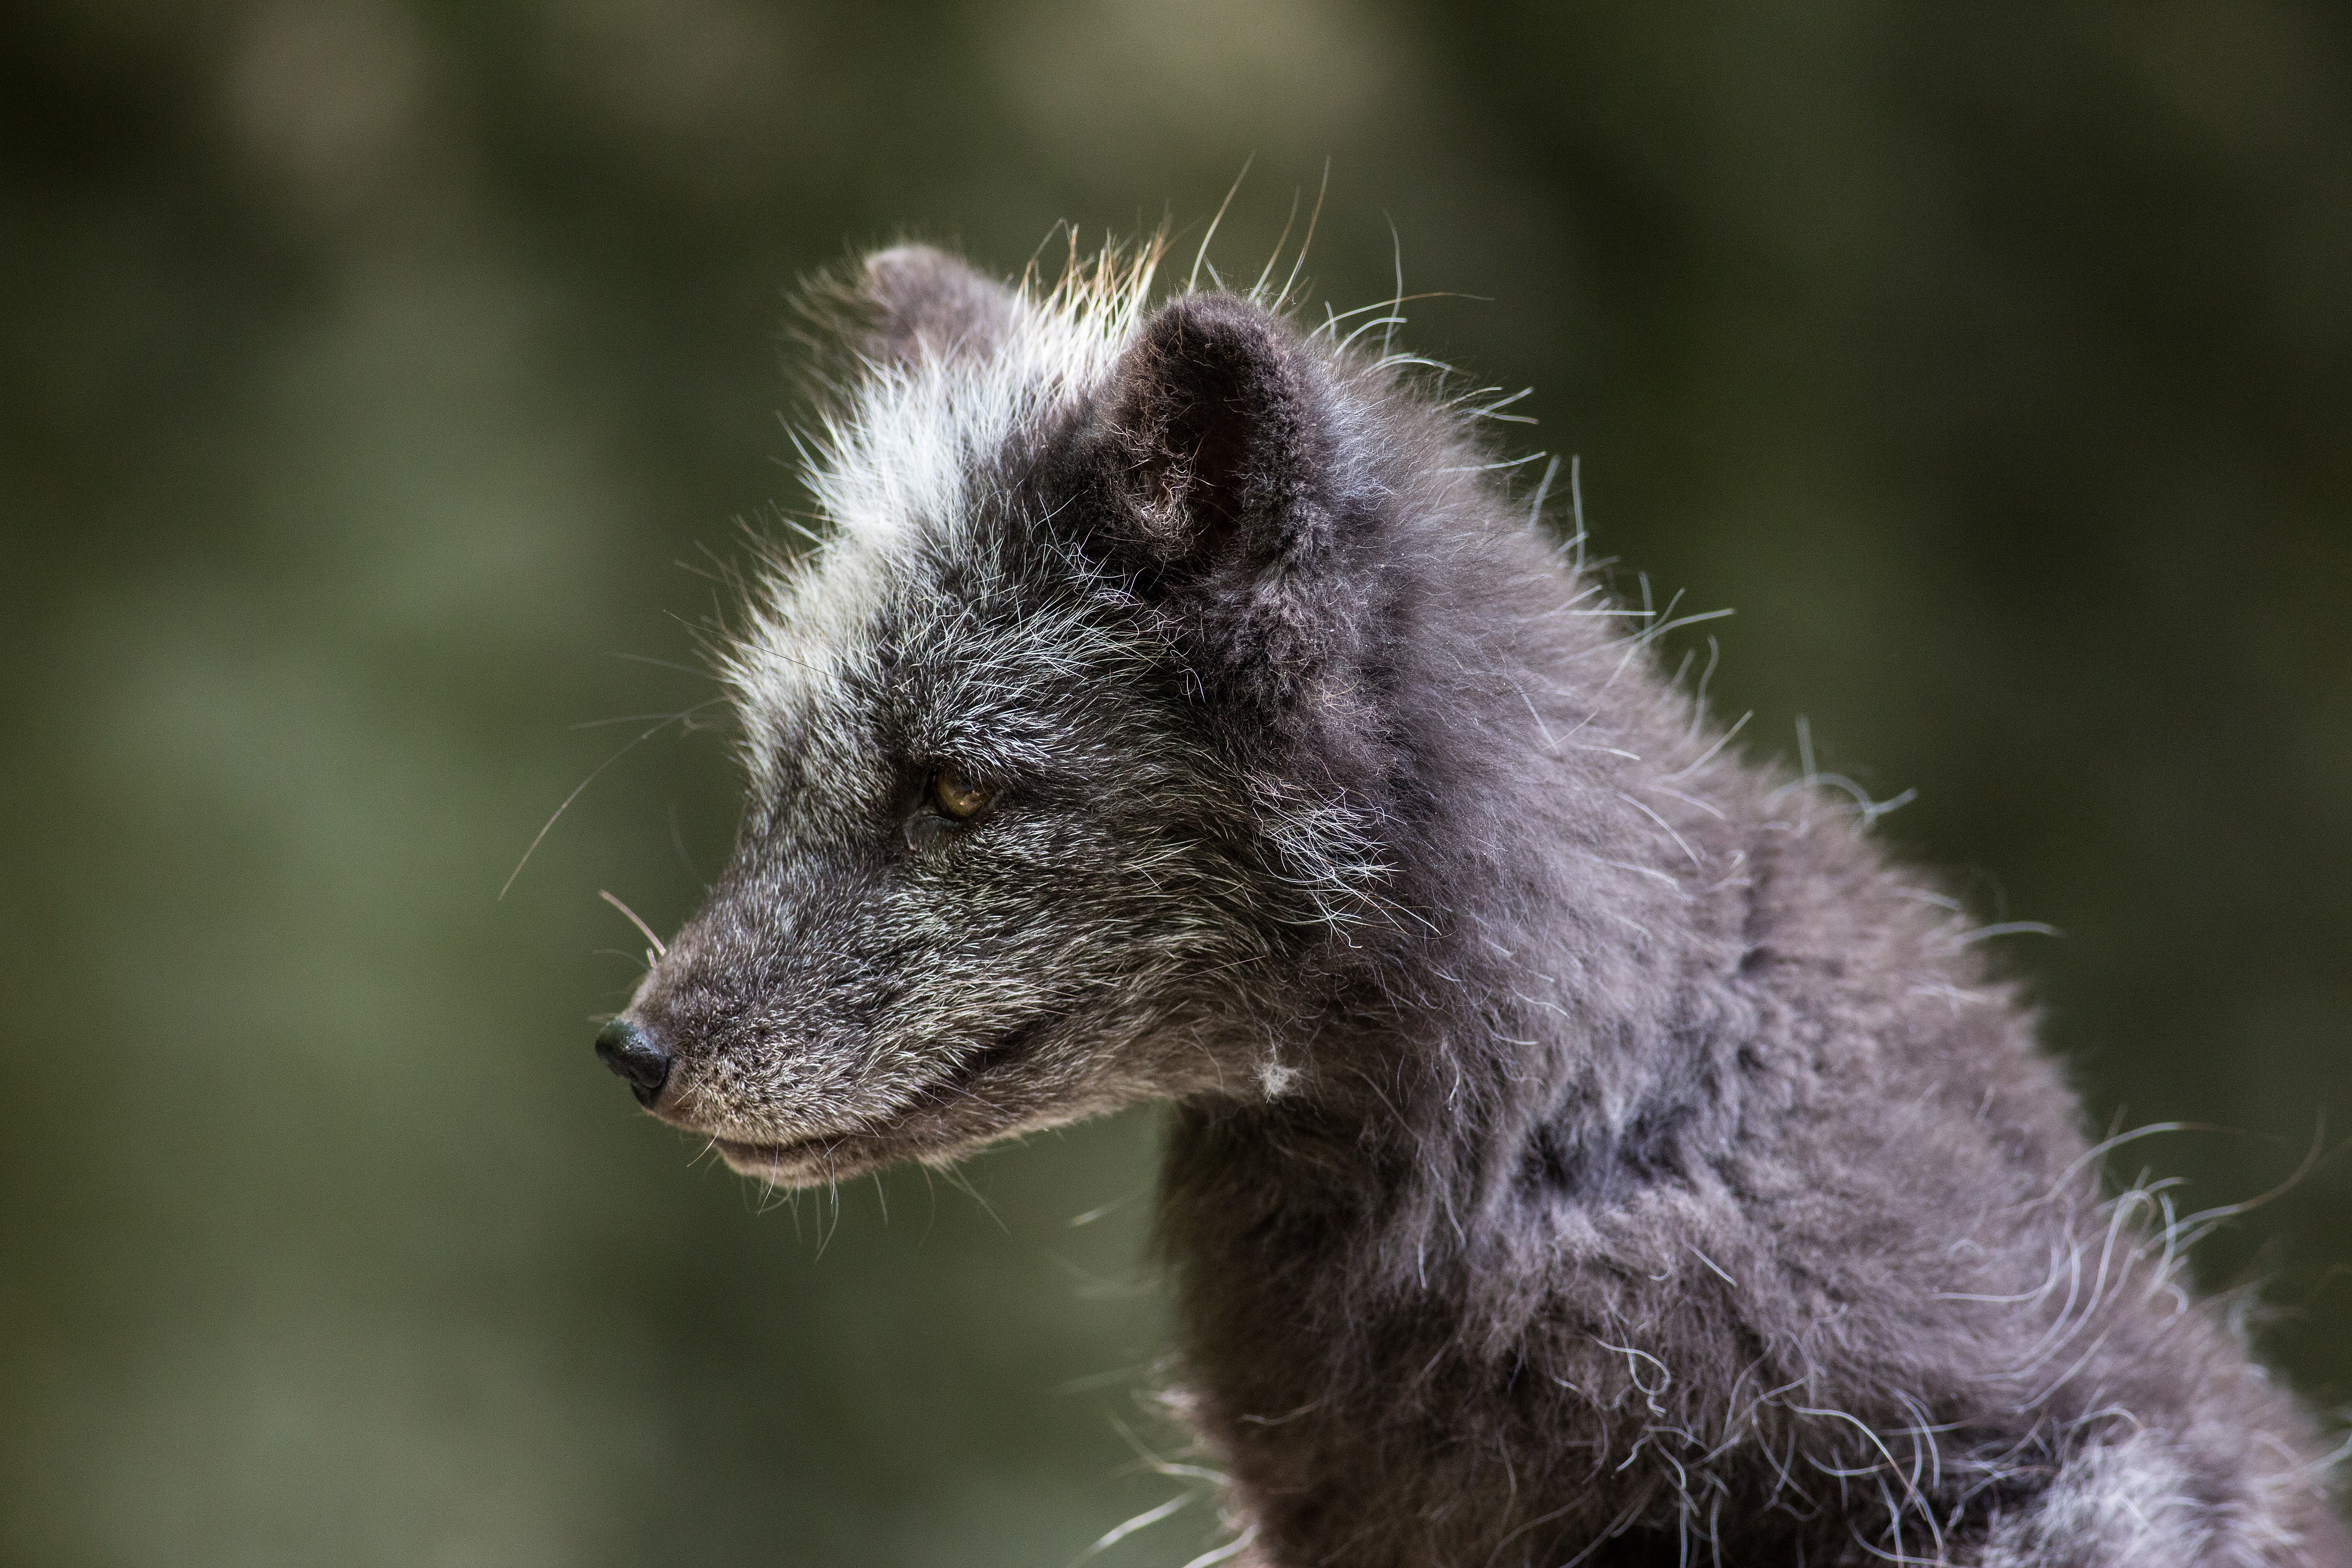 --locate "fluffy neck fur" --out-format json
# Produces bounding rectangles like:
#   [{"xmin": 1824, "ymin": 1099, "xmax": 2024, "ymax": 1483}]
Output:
[{"xmin": 1086, "ymin": 281, "xmax": 2343, "ymax": 1567}]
